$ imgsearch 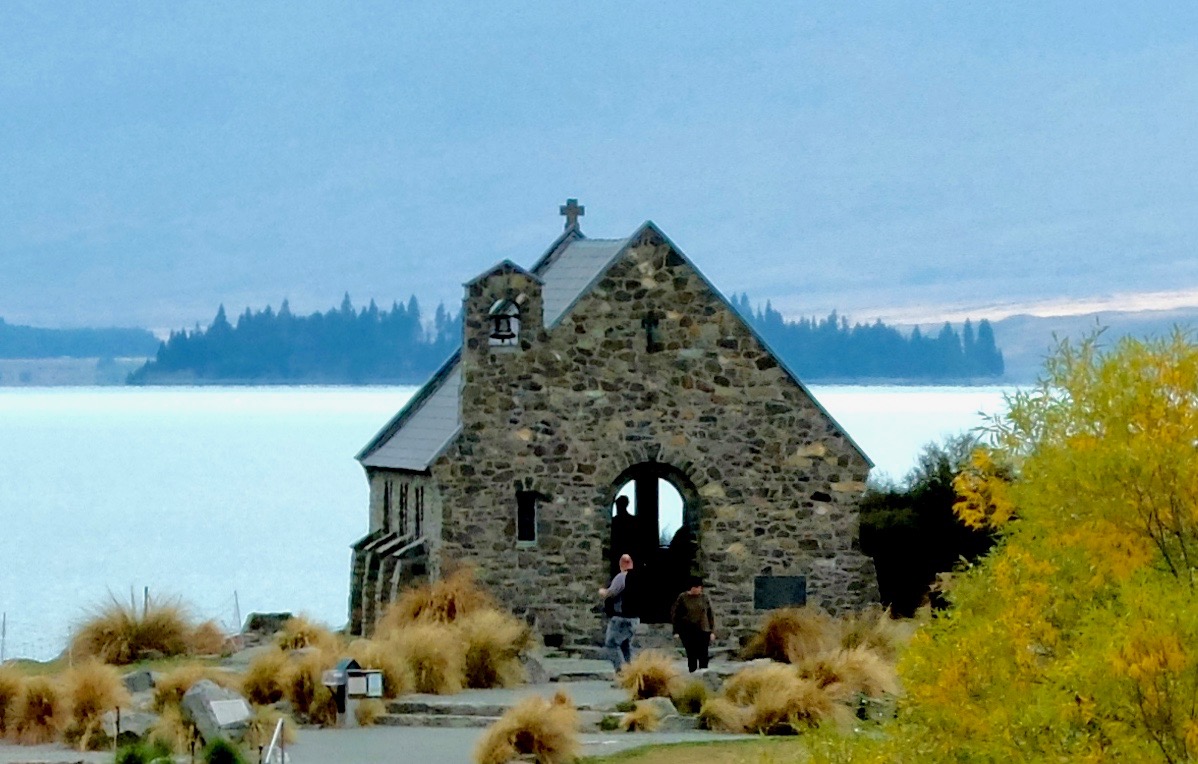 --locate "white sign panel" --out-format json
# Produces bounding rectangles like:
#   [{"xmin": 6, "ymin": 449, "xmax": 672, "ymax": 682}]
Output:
[{"xmin": 210, "ymin": 699, "xmax": 252, "ymax": 727}]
